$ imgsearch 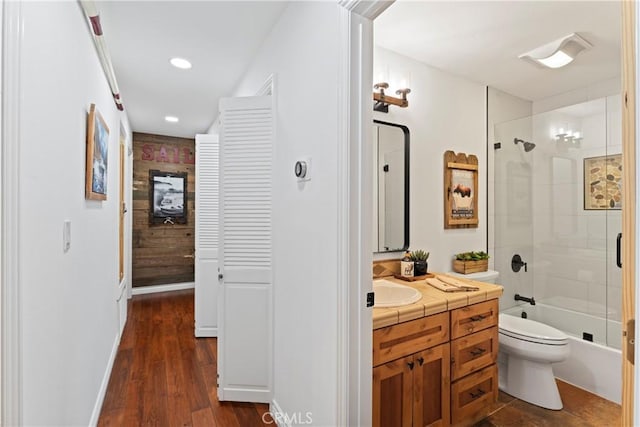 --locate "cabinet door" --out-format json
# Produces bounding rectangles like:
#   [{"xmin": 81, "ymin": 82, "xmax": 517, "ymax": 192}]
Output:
[
  {"xmin": 373, "ymin": 356, "xmax": 414, "ymax": 427},
  {"xmin": 413, "ymin": 344, "xmax": 451, "ymax": 427}
]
